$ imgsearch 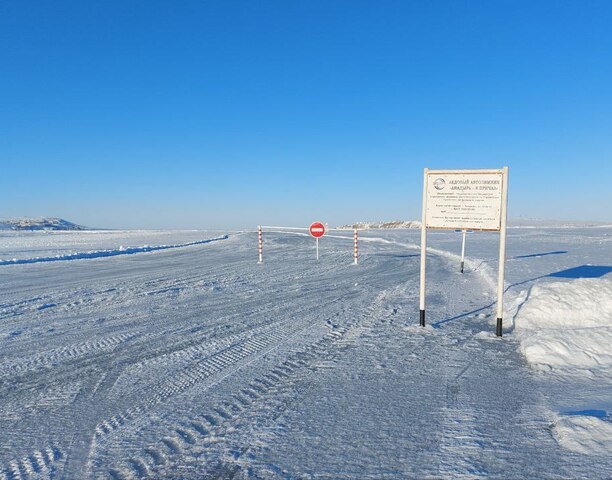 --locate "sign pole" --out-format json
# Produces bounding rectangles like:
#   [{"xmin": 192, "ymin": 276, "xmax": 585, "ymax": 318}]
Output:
[
  {"xmin": 258, "ymin": 226, "xmax": 263, "ymax": 263},
  {"xmin": 353, "ymin": 228, "xmax": 358, "ymax": 265},
  {"xmin": 460, "ymin": 230, "xmax": 466, "ymax": 273},
  {"xmin": 495, "ymin": 166, "xmax": 509, "ymax": 336},
  {"xmin": 421, "ymin": 167, "xmax": 508, "ymax": 335},
  {"xmin": 309, "ymin": 222, "xmax": 325, "ymax": 260},
  {"xmin": 419, "ymin": 168, "xmax": 428, "ymax": 327}
]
